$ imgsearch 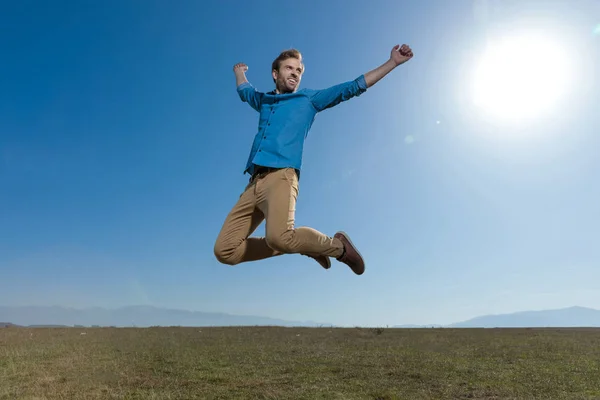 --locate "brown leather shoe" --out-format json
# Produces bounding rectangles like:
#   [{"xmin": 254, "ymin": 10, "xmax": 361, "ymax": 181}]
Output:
[
  {"xmin": 304, "ymin": 254, "xmax": 331, "ymax": 269},
  {"xmin": 334, "ymin": 231, "xmax": 365, "ymax": 275}
]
